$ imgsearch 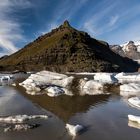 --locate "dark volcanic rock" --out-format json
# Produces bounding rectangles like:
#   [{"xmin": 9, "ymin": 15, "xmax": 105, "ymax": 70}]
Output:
[{"xmin": 0, "ymin": 21, "xmax": 138, "ymax": 72}]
